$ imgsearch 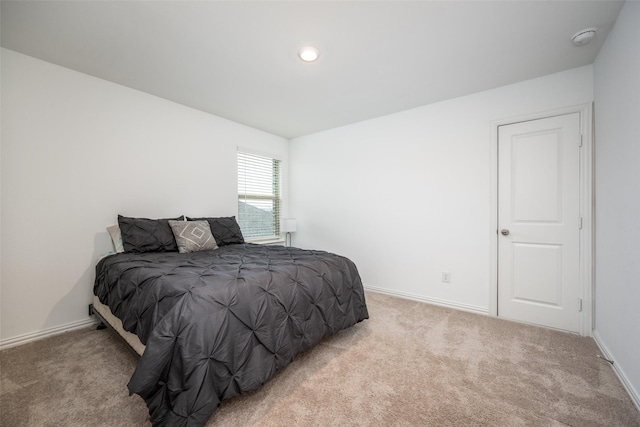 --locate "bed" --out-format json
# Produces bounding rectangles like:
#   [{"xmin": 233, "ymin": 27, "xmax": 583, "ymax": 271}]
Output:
[{"xmin": 93, "ymin": 227, "xmax": 368, "ymax": 427}]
